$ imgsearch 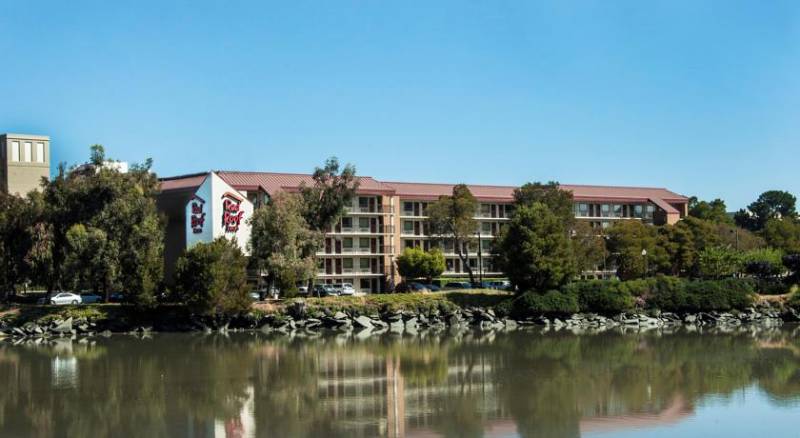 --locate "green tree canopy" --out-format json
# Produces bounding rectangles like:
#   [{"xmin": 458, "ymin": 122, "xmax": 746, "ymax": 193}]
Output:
[
  {"xmin": 299, "ymin": 157, "xmax": 359, "ymax": 233},
  {"xmin": 427, "ymin": 184, "xmax": 479, "ymax": 284},
  {"xmin": 495, "ymin": 202, "xmax": 577, "ymax": 292},
  {"xmin": 605, "ymin": 220, "xmax": 669, "ymax": 280},
  {"xmin": 512, "ymin": 181, "xmax": 574, "ymax": 223},
  {"xmin": 762, "ymin": 218, "xmax": 800, "ymax": 254},
  {"xmin": 396, "ymin": 247, "xmax": 445, "ymax": 282},
  {"xmin": 735, "ymin": 190, "xmax": 797, "ymax": 231},
  {"xmin": 174, "ymin": 237, "xmax": 250, "ymax": 318},
  {"xmin": 688, "ymin": 196, "xmax": 732, "ymax": 224}
]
